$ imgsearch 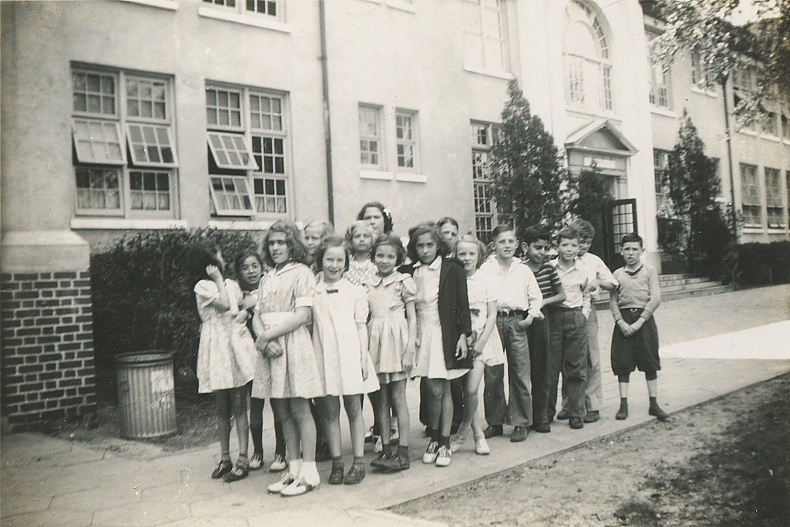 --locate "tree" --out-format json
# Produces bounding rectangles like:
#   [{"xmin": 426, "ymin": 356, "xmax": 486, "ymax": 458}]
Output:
[
  {"xmin": 665, "ymin": 111, "xmax": 733, "ymax": 274},
  {"xmin": 490, "ymin": 78, "xmax": 568, "ymax": 237}
]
